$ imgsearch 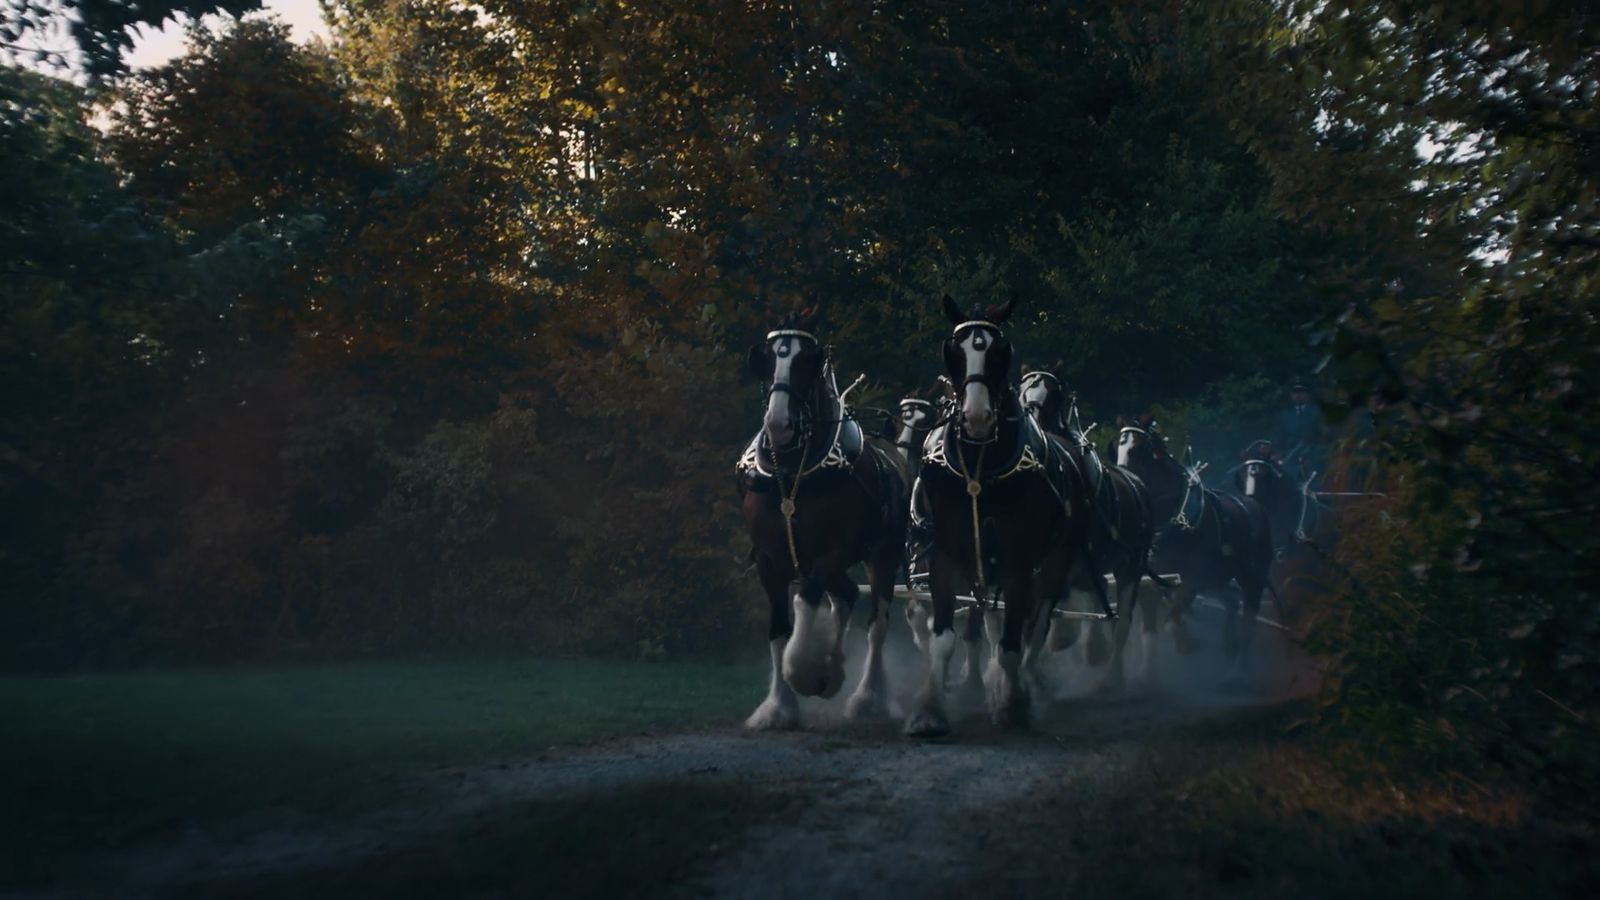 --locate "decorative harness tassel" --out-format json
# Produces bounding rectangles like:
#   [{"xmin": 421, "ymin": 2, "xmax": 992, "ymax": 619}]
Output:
[{"xmin": 769, "ymin": 442, "xmax": 806, "ymax": 571}]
